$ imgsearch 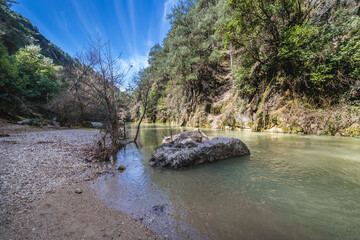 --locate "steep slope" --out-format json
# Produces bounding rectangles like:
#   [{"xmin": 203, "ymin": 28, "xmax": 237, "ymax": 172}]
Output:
[
  {"xmin": 132, "ymin": 0, "xmax": 360, "ymax": 137},
  {"xmin": 0, "ymin": 1, "xmax": 73, "ymax": 66}
]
